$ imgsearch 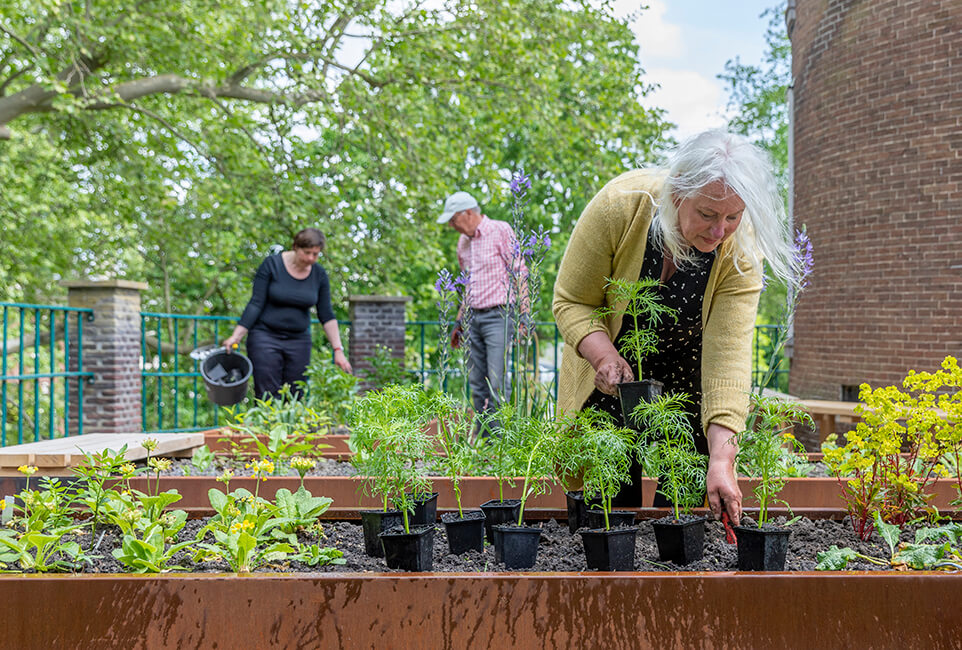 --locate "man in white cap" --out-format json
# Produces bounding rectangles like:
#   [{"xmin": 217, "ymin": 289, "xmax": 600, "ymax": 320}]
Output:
[{"xmin": 438, "ymin": 191, "xmax": 526, "ymax": 435}]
